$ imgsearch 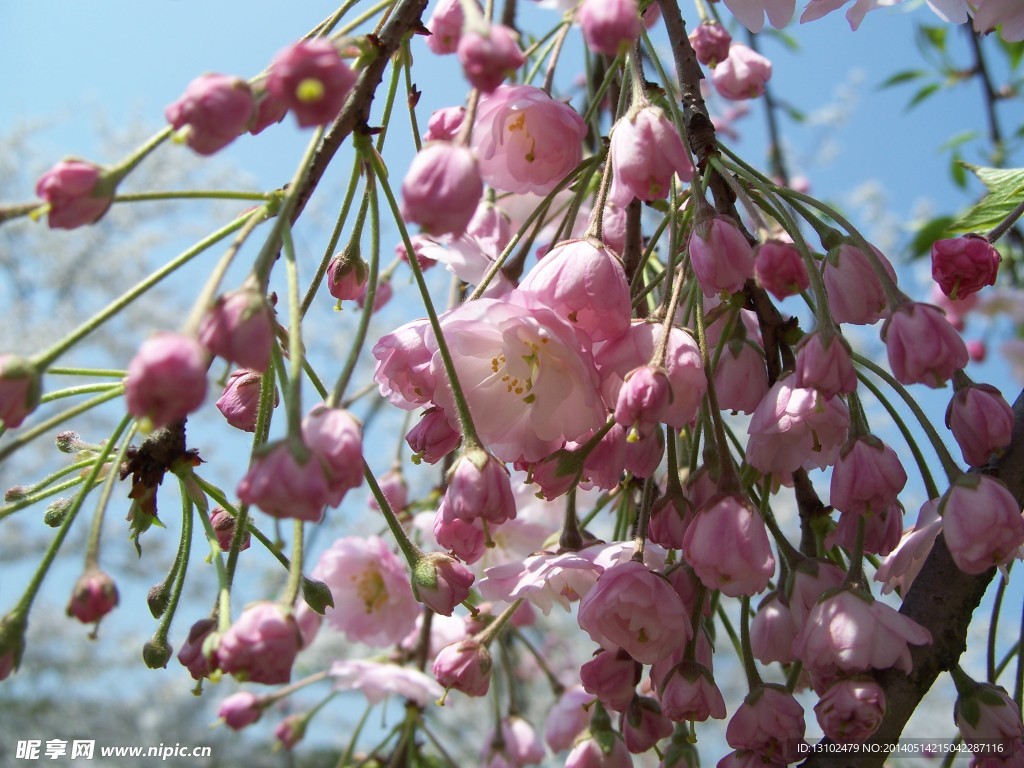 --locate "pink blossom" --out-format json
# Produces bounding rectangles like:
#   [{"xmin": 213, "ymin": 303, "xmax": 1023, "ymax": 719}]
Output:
[
  {"xmin": 580, "ymin": 648, "xmax": 641, "ymax": 712},
  {"xmin": 177, "ymin": 618, "xmax": 217, "ymax": 680},
  {"xmin": 659, "ymin": 661, "xmax": 727, "ymax": 722},
  {"xmin": 358, "ymin": 276, "xmax": 394, "ymax": 312},
  {"xmin": 792, "ymin": 588, "xmax": 932, "ymax": 676},
  {"xmin": 647, "ymin": 492, "xmax": 692, "ymax": 550},
  {"xmin": 401, "ymin": 142, "xmax": 483, "ymax": 237},
  {"xmin": 35, "ymin": 159, "xmax": 114, "ymax": 229},
  {"xmin": 956, "ymin": 682, "xmax": 1024, "ymax": 753},
  {"xmin": 973, "ymin": 0, "xmax": 1024, "ymax": 42},
  {"xmin": 577, "ymin": 561, "xmax": 690, "ymax": 664},
  {"xmin": 713, "ymin": 45, "xmax": 773, "ymax": 100},
  {"xmin": 581, "ymin": 423, "xmax": 628, "ymax": 491},
  {"xmin": 874, "ymin": 499, "xmax": 942, "ymax": 595},
  {"xmin": 794, "ymin": 332, "xmax": 857, "ymax": 400},
  {"xmin": 883, "ymin": 302, "xmax": 968, "ymax": 388},
  {"xmin": 801, "ymin": 0, "xmax": 895, "ymax": 30},
  {"xmin": 932, "ymin": 235, "xmax": 1001, "ymax": 300},
  {"xmin": 311, "ymin": 536, "xmax": 419, "ymax": 646},
  {"xmin": 267, "ymin": 39, "xmax": 356, "ymax": 127},
  {"xmin": 519, "ymin": 238, "xmax": 632, "ymax": 343},
  {"xmin": 624, "ymin": 428, "xmax": 663, "ymax": 478},
  {"xmin": 565, "ymin": 736, "xmax": 633, "ymax": 768},
  {"xmin": 216, "ymin": 369, "xmax": 264, "ymax": 432},
  {"xmin": 682, "ymin": 494, "xmax": 775, "ymax": 597},
  {"xmin": 372, "ymin": 318, "xmax": 437, "ymax": 409},
  {"xmin": 433, "ymin": 638, "xmax": 492, "ymax": 697},
  {"xmin": 826, "ymin": 501, "xmax": 904, "ymax": 557},
  {"xmin": 940, "ymin": 474, "xmax": 1024, "ymax": 574},
  {"xmin": 689, "ymin": 215, "xmax": 755, "ymax": 295},
  {"xmin": 931, "ymin": 282, "xmax": 978, "ymax": 331},
  {"xmin": 0, "ymin": 356, "xmax": 41, "ymax": 429},
  {"xmin": 609, "ymin": 105, "xmax": 693, "ymax": 207},
  {"xmin": 66, "ymin": 569, "xmax": 119, "ymax": 625},
  {"xmin": 621, "ymin": 696, "xmax": 673, "ymax": 754},
  {"xmin": 443, "ymin": 450, "xmax": 517, "ymax": 525},
  {"xmin": 217, "ymin": 602, "xmax": 301, "ymax": 685},
  {"xmin": 407, "ymin": 407, "xmax": 462, "ymax": 464},
  {"xmin": 815, "ymin": 679, "xmax": 886, "ymax": 743},
  {"xmin": 218, "ymin": 692, "xmax": 264, "ymax": 730},
  {"xmin": 423, "ymin": 105, "xmax": 466, "ymax": 141},
  {"xmin": 754, "ymin": 239, "xmax": 809, "ymax": 300},
  {"xmin": 722, "ymin": 0, "xmax": 796, "ymax": 32},
  {"xmin": 458, "ymin": 24, "xmax": 525, "ymax": 92},
  {"xmin": 412, "ymin": 552, "xmax": 475, "ymax": 616},
  {"xmin": 198, "ymin": 286, "xmax": 273, "ymax": 372},
  {"xmin": 237, "ymin": 441, "xmax": 331, "ymax": 522},
  {"xmin": 165, "ymin": 73, "xmax": 254, "ymax": 155},
  {"xmin": 689, "ymin": 23, "xmax": 732, "ymax": 67},
  {"xmin": 330, "ymin": 658, "xmax": 444, "ymax": 706},
  {"xmin": 433, "ymin": 503, "xmax": 487, "ymax": 563},
  {"xmin": 248, "ymin": 89, "xmax": 288, "ymax": 135},
  {"xmin": 830, "ymin": 435, "xmax": 907, "ymax": 516},
  {"xmin": 726, "ymin": 685, "xmax": 806, "ymax": 764},
  {"xmin": 947, "ymin": 383, "xmax": 1013, "ymax": 467},
  {"xmin": 125, "ymin": 333, "xmax": 209, "ymax": 428},
  {"xmin": 750, "ymin": 592, "xmax": 797, "ymax": 665},
  {"xmin": 368, "ymin": 468, "xmax": 408, "ymax": 515},
  {"xmin": 426, "ymin": 0, "xmax": 464, "ymax": 54},
  {"xmin": 545, "ymin": 686, "xmax": 595, "ymax": 752},
  {"xmin": 327, "ymin": 252, "xmax": 368, "ymax": 301},
  {"xmin": 714, "ymin": 340, "xmax": 769, "ymax": 415},
  {"xmin": 483, "ymin": 717, "xmax": 546, "ymax": 767},
  {"xmin": 788, "ymin": 558, "xmax": 847, "ymax": 630},
  {"xmin": 472, "ymin": 85, "xmax": 588, "ymax": 195},
  {"xmin": 577, "ymin": 0, "xmax": 642, "ymax": 55},
  {"xmin": 301, "ymin": 405, "xmax": 364, "ymax": 507},
  {"xmin": 479, "ymin": 549, "xmax": 603, "ymax": 614},
  {"xmin": 210, "ymin": 507, "xmax": 249, "ymax": 552},
  {"xmin": 822, "ymin": 242, "xmax": 897, "ymax": 325}
]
